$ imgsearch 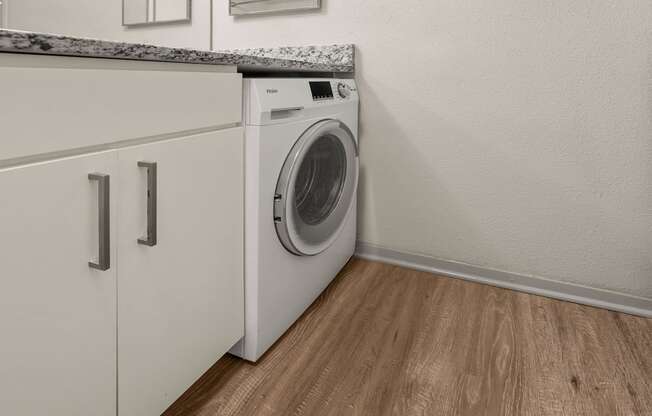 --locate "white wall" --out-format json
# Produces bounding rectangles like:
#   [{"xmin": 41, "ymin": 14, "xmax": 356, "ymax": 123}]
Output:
[
  {"xmin": 213, "ymin": 1, "xmax": 652, "ymax": 299},
  {"xmin": 6, "ymin": 1, "xmax": 652, "ymax": 300},
  {"xmin": 6, "ymin": 0, "xmax": 210, "ymax": 49}
]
